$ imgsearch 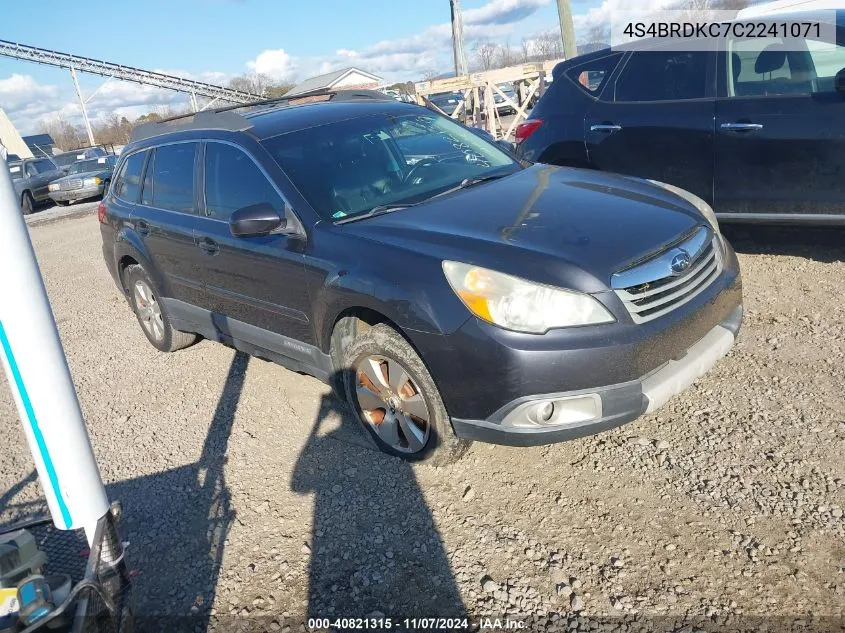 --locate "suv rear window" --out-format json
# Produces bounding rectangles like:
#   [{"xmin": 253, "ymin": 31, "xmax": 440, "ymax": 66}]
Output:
[
  {"xmin": 148, "ymin": 143, "xmax": 197, "ymax": 213},
  {"xmin": 113, "ymin": 152, "xmax": 146, "ymax": 202},
  {"xmin": 565, "ymin": 53, "xmax": 623, "ymax": 95},
  {"xmin": 616, "ymin": 50, "xmax": 708, "ymax": 102}
]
